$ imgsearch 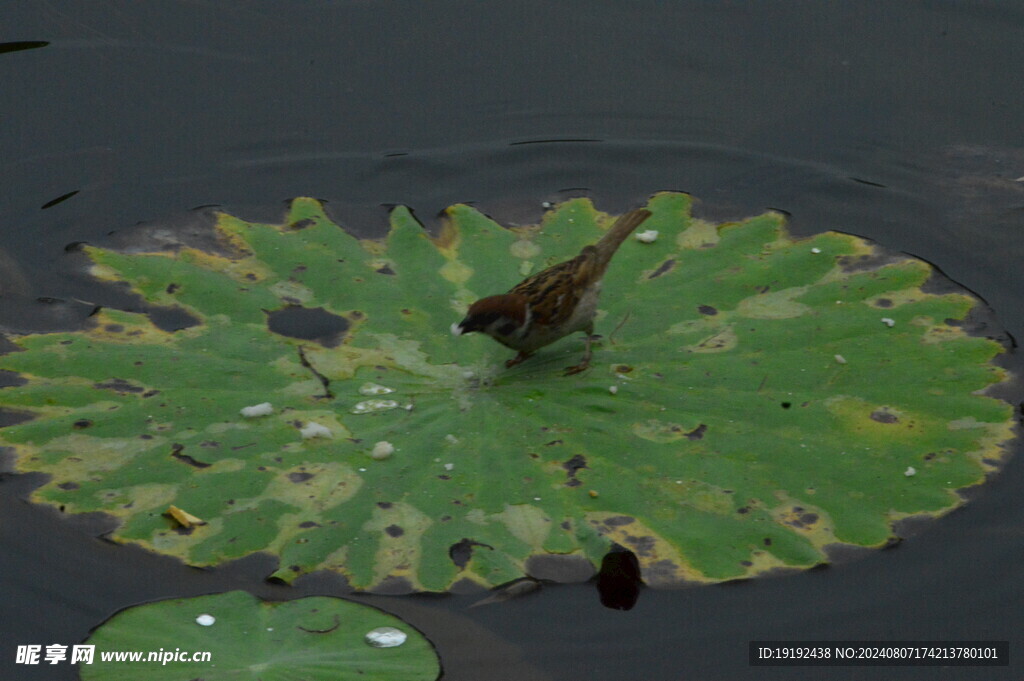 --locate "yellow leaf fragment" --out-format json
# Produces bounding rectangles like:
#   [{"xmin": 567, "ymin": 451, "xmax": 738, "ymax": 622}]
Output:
[{"xmin": 166, "ymin": 505, "xmax": 206, "ymax": 529}]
